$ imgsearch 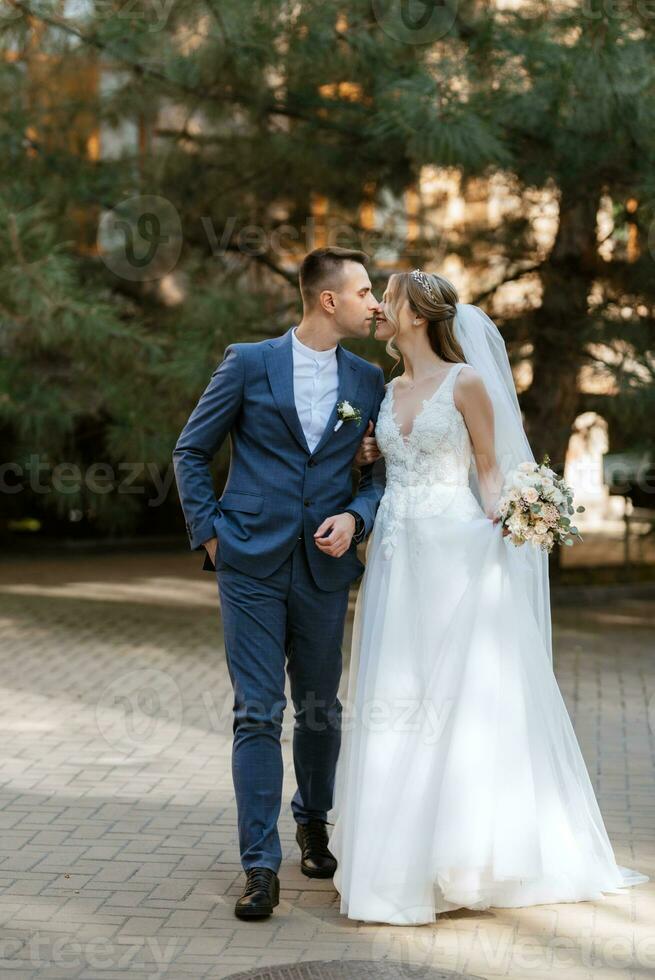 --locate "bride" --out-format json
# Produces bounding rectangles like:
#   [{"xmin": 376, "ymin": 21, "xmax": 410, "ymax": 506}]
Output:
[{"xmin": 327, "ymin": 269, "xmax": 649, "ymax": 925}]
